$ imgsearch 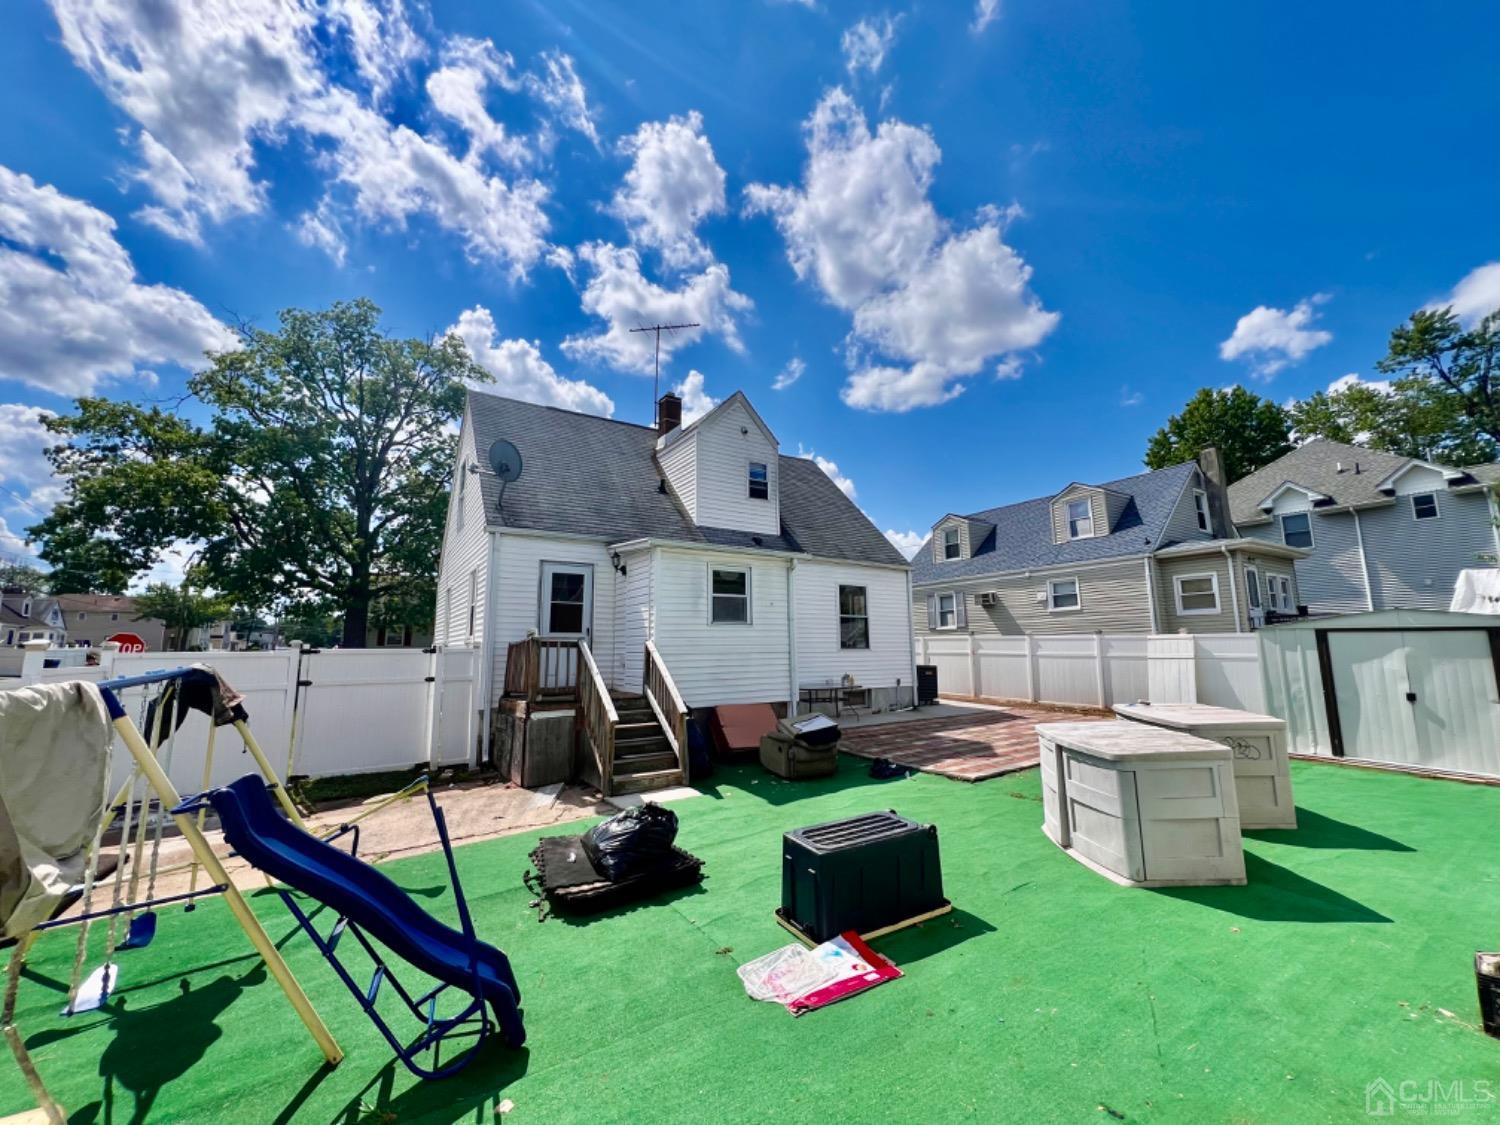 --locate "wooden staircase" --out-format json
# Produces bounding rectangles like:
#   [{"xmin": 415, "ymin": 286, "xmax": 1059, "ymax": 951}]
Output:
[
  {"xmin": 576, "ymin": 640, "xmax": 691, "ymax": 798},
  {"xmin": 607, "ymin": 693, "xmax": 684, "ymax": 794}
]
